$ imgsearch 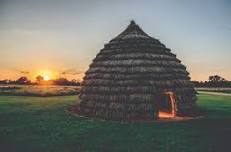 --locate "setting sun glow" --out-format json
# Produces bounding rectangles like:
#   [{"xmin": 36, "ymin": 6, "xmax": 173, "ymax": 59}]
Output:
[
  {"xmin": 34, "ymin": 70, "xmax": 54, "ymax": 81},
  {"xmin": 43, "ymin": 75, "xmax": 50, "ymax": 81}
]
